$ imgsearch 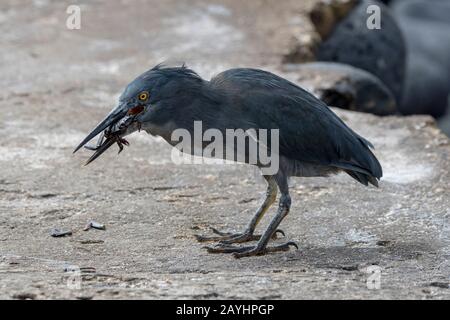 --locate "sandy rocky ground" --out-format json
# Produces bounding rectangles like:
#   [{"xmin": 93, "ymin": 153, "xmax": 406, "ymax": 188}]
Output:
[{"xmin": 0, "ymin": 0, "xmax": 449, "ymax": 299}]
